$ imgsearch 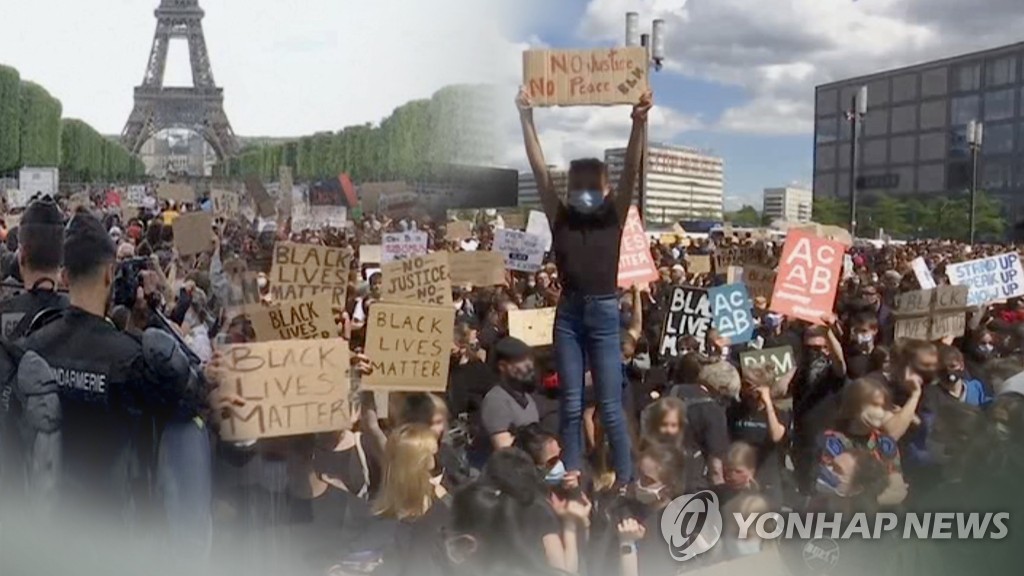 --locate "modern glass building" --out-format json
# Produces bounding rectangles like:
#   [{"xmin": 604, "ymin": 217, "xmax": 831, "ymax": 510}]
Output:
[{"xmin": 814, "ymin": 42, "xmax": 1024, "ymax": 221}]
